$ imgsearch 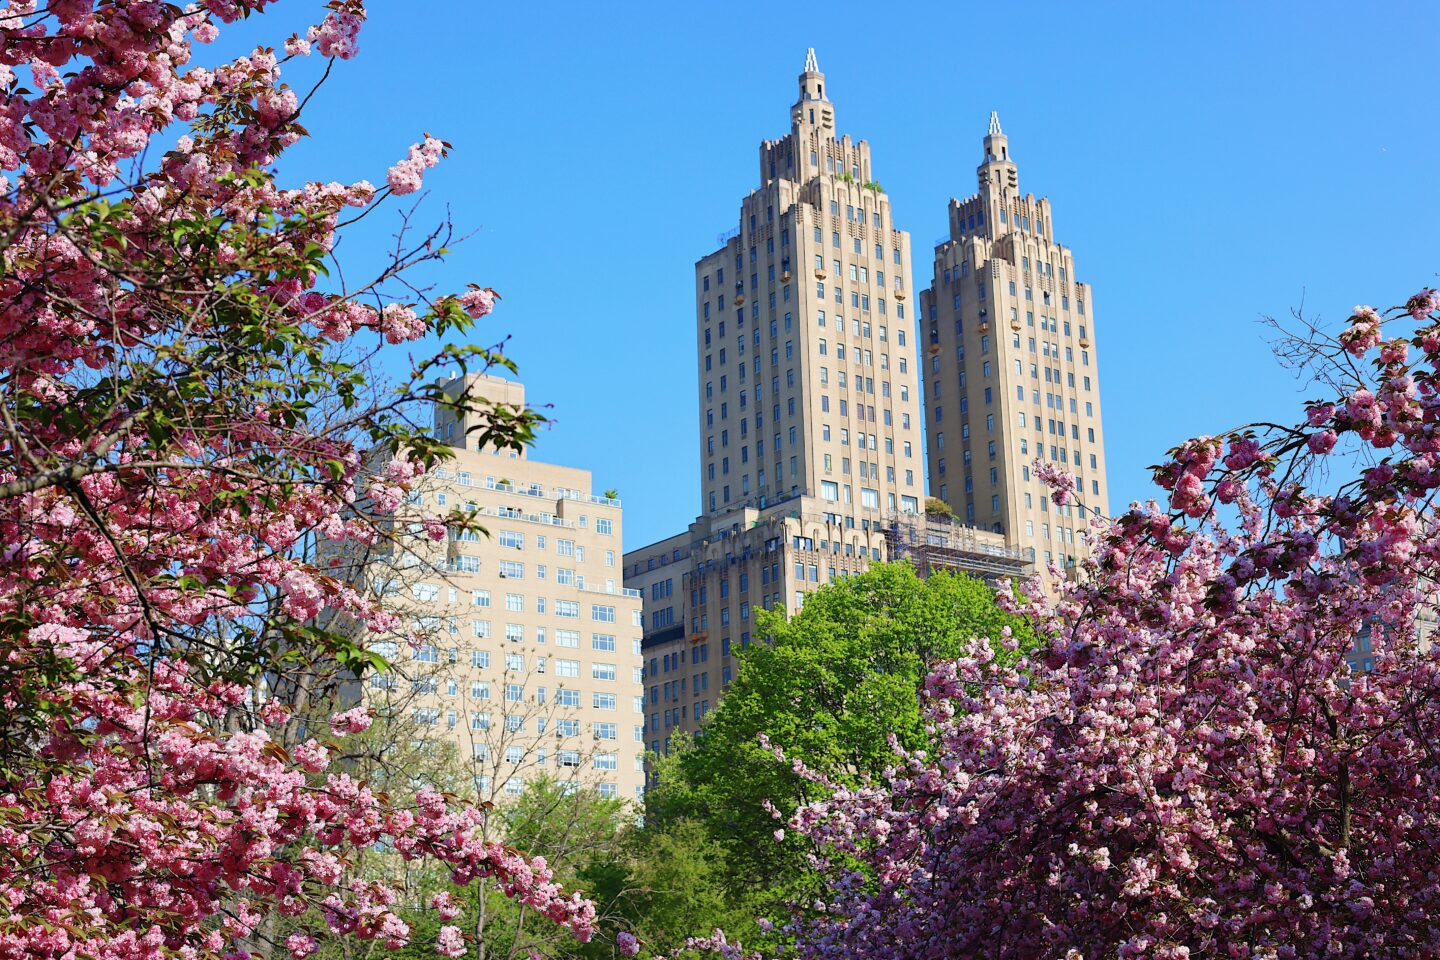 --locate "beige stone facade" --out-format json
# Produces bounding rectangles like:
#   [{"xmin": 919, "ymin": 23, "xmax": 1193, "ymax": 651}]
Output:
[
  {"xmin": 919, "ymin": 114, "xmax": 1110, "ymax": 575},
  {"xmin": 695, "ymin": 50, "xmax": 925, "ymax": 524},
  {"xmin": 361, "ymin": 374, "xmax": 646, "ymax": 804},
  {"xmin": 625, "ymin": 53, "xmax": 1036, "ymax": 750},
  {"xmin": 624, "ymin": 497, "xmax": 1031, "ymax": 750}
]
